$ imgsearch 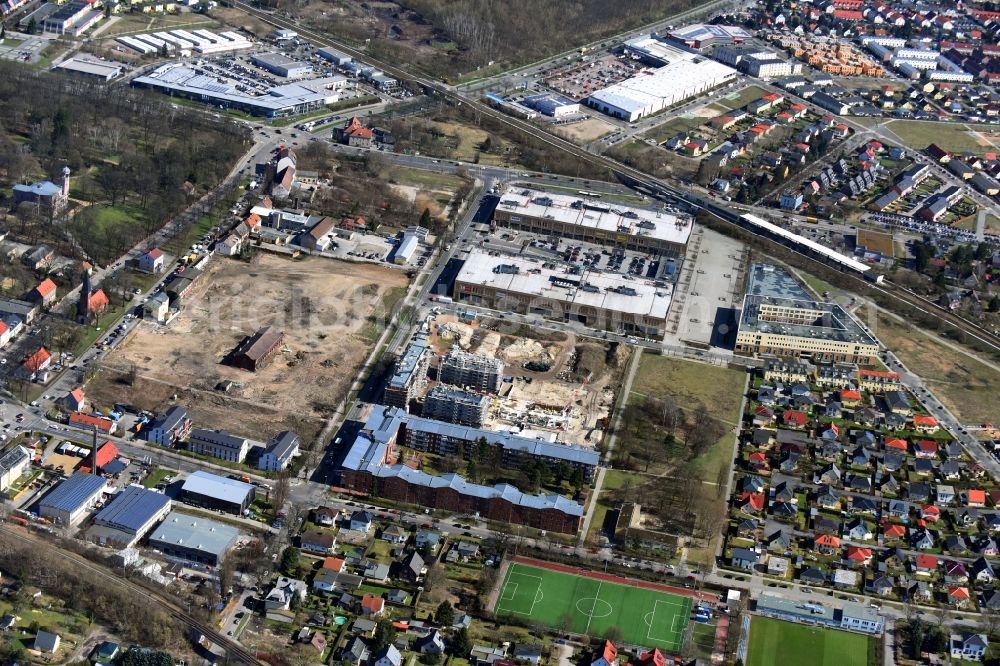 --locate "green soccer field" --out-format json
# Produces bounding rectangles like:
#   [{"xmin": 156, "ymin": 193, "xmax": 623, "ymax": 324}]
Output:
[
  {"xmin": 746, "ymin": 617, "xmax": 875, "ymax": 666},
  {"xmin": 494, "ymin": 563, "xmax": 693, "ymax": 650}
]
